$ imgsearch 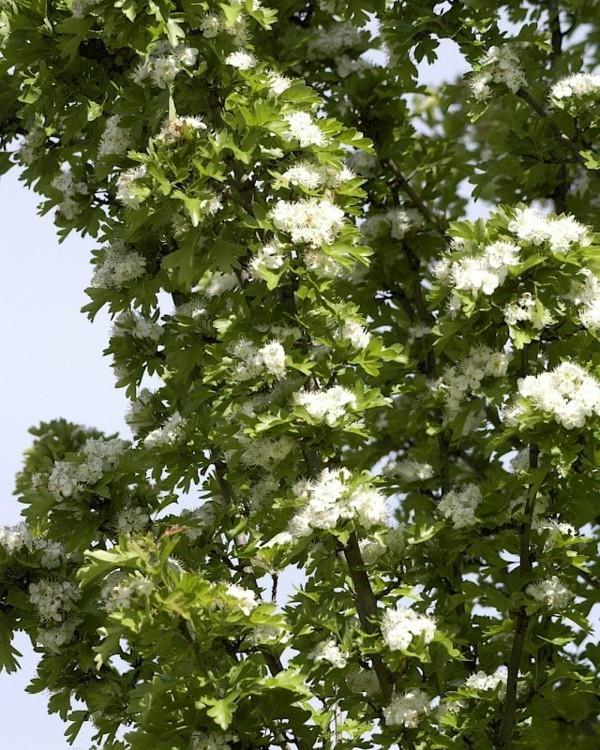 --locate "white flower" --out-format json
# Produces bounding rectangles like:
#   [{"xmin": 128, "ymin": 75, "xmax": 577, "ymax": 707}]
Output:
[
  {"xmin": 116, "ymin": 506, "xmax": 149, "ymax": 535},
  {"xmin": 48, "ymin": 438, "xmax": 127, "ymax": 500},
  {"xmin": 444, "ymin": 241, "xmax": 520, "ymax": 296},
  {"xmin": 306, "ymin": 22, "xmax": 363, "ymax": 59},
  {"xmin": 439, "ymin": 346, "xmax": 509, "ymax": 419},
  {"xmin": 239, "ymin": 435, "xmax": 293, "ymax": 469},
  {"xmin": 384, "ymin": 688, "xmax": 431, "ymax": 728},
  {"xmin": 283, "ymin": 111, "xmax": 328, "ymax": 148},
  {"xmin": 113, "ymin": 311, "xmax": 162, "ymax": 342},
  {"xmin": 204, "ymin": 271, "xmax": 238, "ymax": 297},
  {"xmin": 91, "ymin": 241, "xmax": 146, "ymax": 289},
  {"xmin": 37, "ymin": 619, "xmax": 79, "ymax": 651},
  {"xmin": 312, "ymin": 639, "xmax": 348, "ymax": 668},
  {"xmin": 98, "ymin": 115, "xmax": 131, "ymax": 158},
  {"xmin": 359, "ymin": 537, "xmax": 386, "ymax": 564},
  {"xmin": 504, "ymin": 292, "xmax": 553, "ymax": 331},
  {"xmin": 340, "ymin": 320, "xmax": 371, "ymax": 349},
  {"xmin": 470, "ymin": 71, "xmax": 492, "ymax": 100},
  {"xmin": 568, "ymin": 269, "xmax": 600, "ymax": 331},
  {"xmin": 477, "ymin": 45, "xmax": 526, "ymax": 94},
  {"xmin": 132, "ymin": 44, "xmax": 198, "ymax": 88},
  {"xmin": 280, "ymin": 162, "xmax": 324, "ymax": 190},
  {"xmin": 270, "ymin": 198, "xmax": 345, "ymax": 247},
  {"xmin": 0, "ymin": 523, "xmax": 31, "ymax": 555},
  {"xmin": 116, "ymin": 165, "xmax": 148, "ymax": 208},
  {"xmin": 249, "ymin": 240, "xmax": 286, "ymax": 279},
  {"xmin": 464, "ymin": 666, "xmax": 507, "ymax": 694},
  {"xmin": 526, "ymin": 576, "xmax": 572, "ymax": 610},
  {"xmin": 508, "ymin": 206, "xmax": 589, "ymax": 253},
  {"xmin": 381, "ymin": 606, "xmax": 436, "ymax": 652},
  {"xmin": 156, "ymin": 115, "xmax": 206, "ymax": 144},
  {"xmin": 509, "ymin": 361, "xmax": 600, "ymax": 430},
  {"xmin": 224, "ymin": 583, "xmax": 258, "ymax": 615},
  {"xmin": 551, "ymin": 72, "xmax": 600, "ymax": 102},
  {"xmin": 102, "ymin": 573, "xmax": 154, "ymax": 612},
  {"xmin": 29, "ymin": 579, "xmax": 80, "ymax": 623},
  {"xmin": 438, "ymin": 484, "xmax": 482, "ymax": 529},
  {"xmin": 294, "ymin": 385, "xmax": 356, "ymax": 425},
  {"xmin": 287, "ymin": 468, "xmax": 387, "ymax": 537},
  {"xmin": 267, "ymin": 71, "xmax": 292, "ymax": 96},
  {"xmin": 200, "ymin": 14, "xmax": 223, "ymax": 38},
  {"xmin": 258, "ymin": 341, "xmax": 287, "ymax": 378},
  {"xmin": 143, "ymin": 412, "xmax": 185, "ymax": 447},
  {"xmin": 533, "ymin": 518, "xmax": 576, "ymax": 550},
  {"xmin": 225, "ymin": 50, "xmax": 257, "ymax": 70}
]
